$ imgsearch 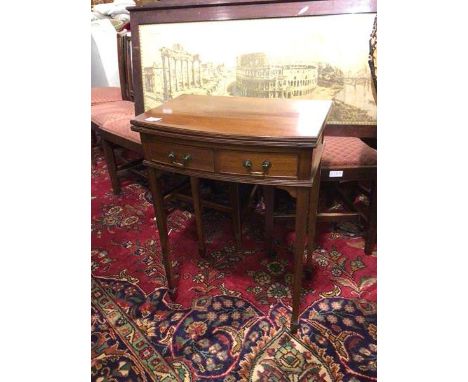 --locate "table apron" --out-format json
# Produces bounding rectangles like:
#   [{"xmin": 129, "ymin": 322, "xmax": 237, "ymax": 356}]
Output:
[{"xmin": 143, "ymin": 160, "xmax": 318, "ymax": 187}]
